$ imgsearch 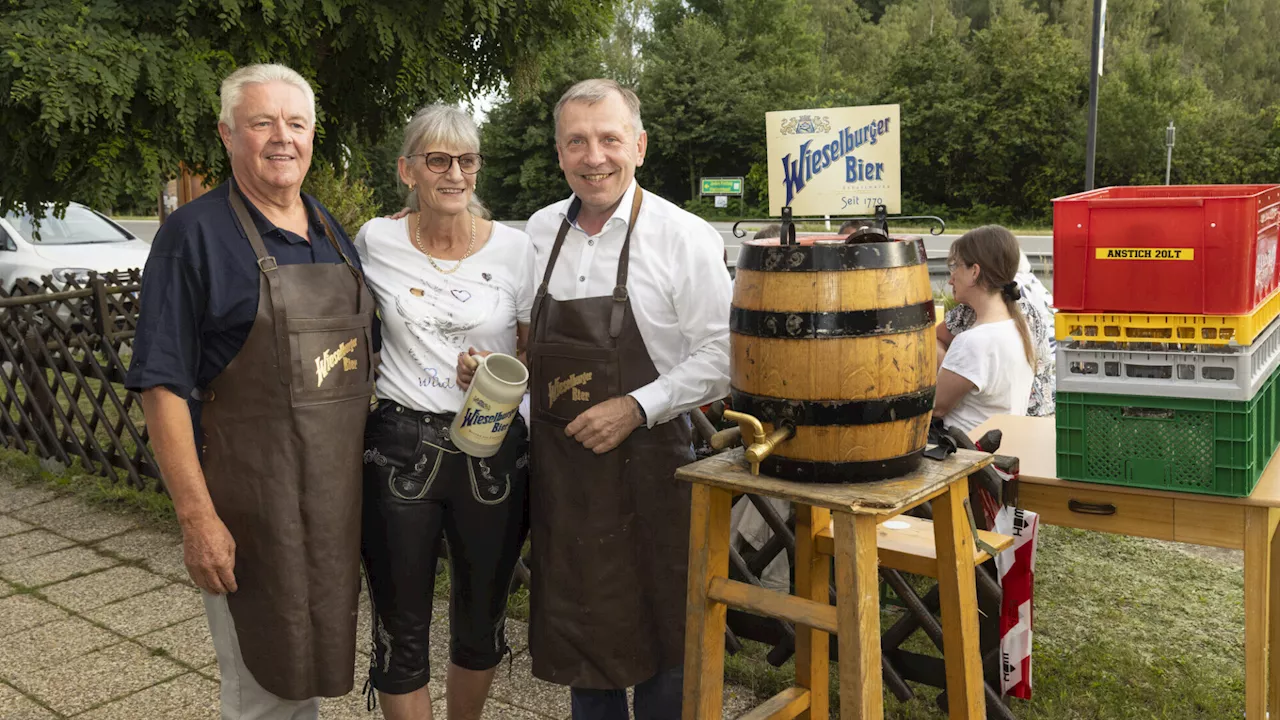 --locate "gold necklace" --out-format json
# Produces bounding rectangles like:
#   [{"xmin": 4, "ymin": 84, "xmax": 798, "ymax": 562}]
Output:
[{"xmin": 414, "ymin": 212, "xmax": 476, "ymax": 274}]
